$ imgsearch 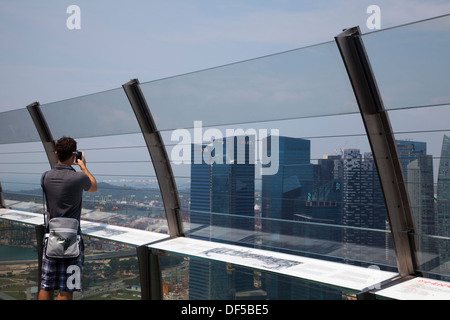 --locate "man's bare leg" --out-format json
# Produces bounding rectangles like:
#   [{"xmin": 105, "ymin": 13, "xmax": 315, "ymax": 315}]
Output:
[
  {"xmin": 57, "ymin": 291, "xmax": 73, "ymax": 300},
  {"xmin": 38, "ymin": 289, "xmax": 54, "ymax": 300}
]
